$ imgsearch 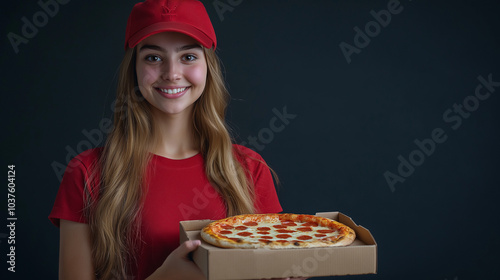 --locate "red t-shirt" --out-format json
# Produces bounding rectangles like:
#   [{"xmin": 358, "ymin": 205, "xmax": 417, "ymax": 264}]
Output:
[{"xmin": 49, "ymin": 144, "xmax": 282, "ymax": 279}]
